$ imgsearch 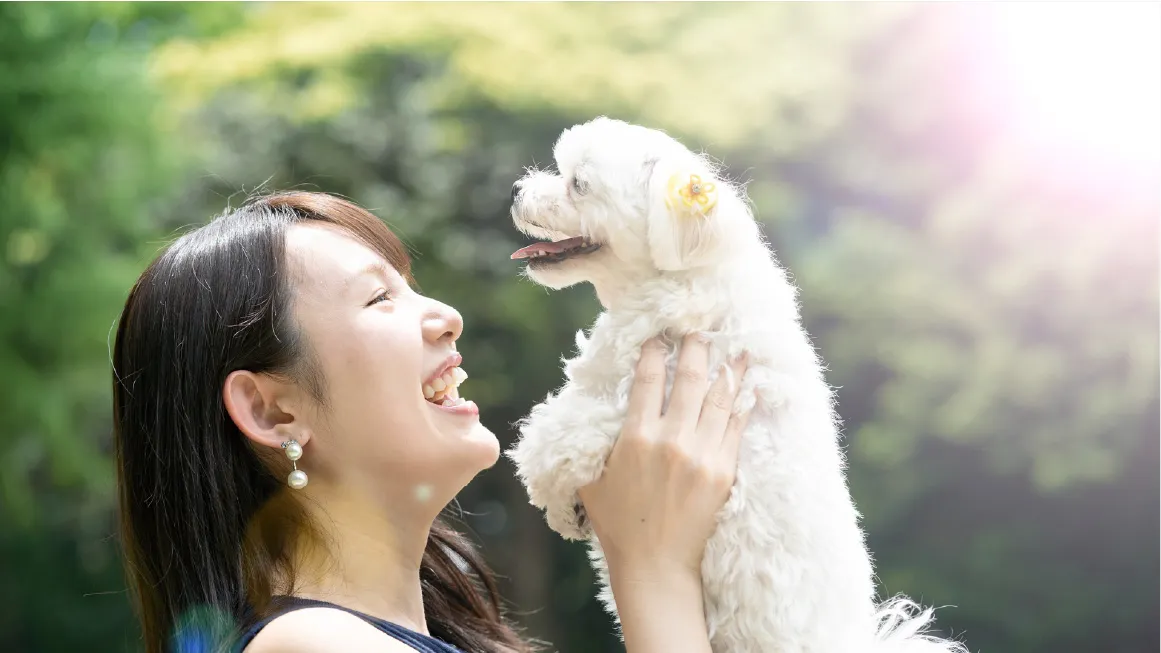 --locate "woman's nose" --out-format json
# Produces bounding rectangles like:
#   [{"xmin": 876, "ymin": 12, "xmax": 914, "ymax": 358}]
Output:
[{"xmin": 423, "ymin": 299, "xmax": 464, "ymax": 344}]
